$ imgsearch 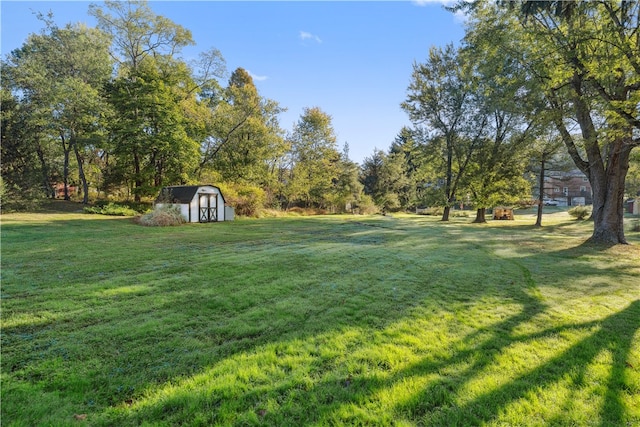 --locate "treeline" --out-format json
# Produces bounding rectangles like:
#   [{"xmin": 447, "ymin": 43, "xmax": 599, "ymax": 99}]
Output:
[
  {"xmin": 1, "ymin": 2, "xmax": 366, "ymax": 215},
  {"xmin": 1, "ymin": 1, "xmax": 639, "ymax": 244}
]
